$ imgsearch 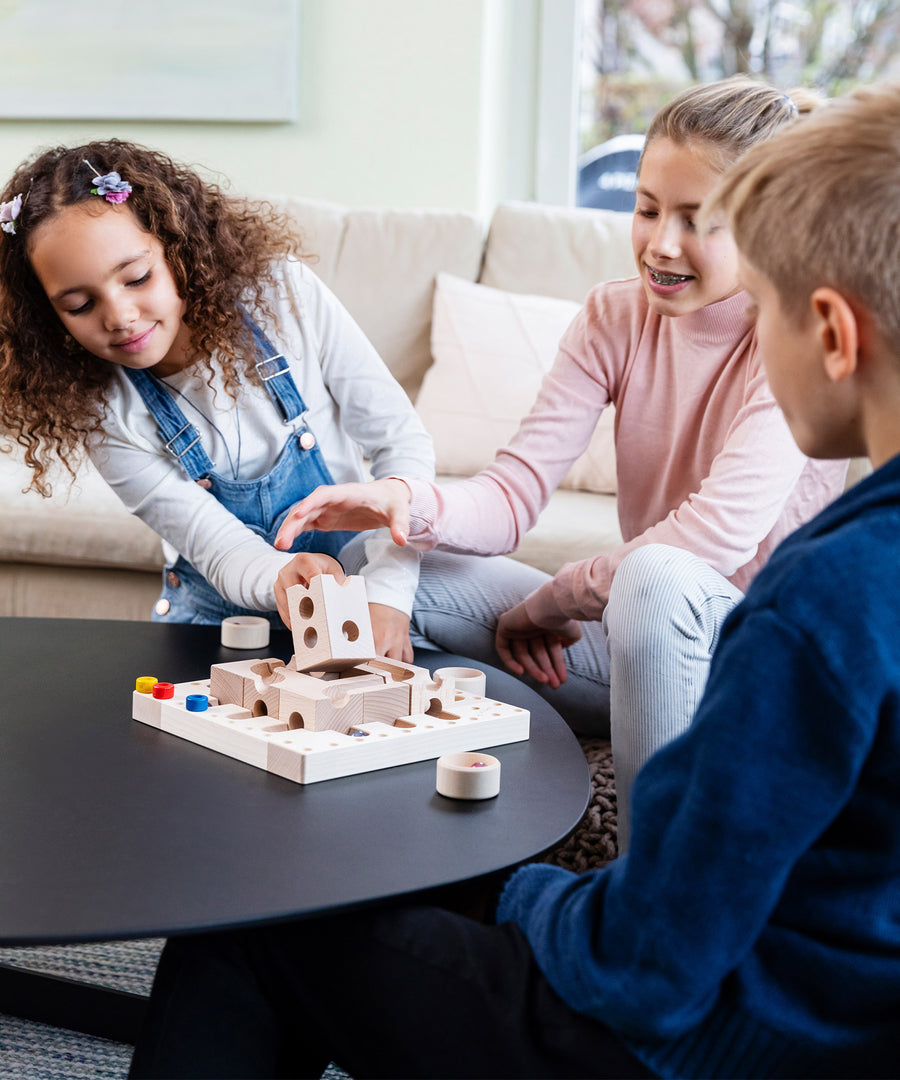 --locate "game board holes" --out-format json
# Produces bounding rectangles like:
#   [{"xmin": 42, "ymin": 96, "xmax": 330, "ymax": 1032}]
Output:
[
  {"xmin": 288, "ymin": 712, "xmax": 305, "ymax": 729},
  {"xmin": 251, "ymin": 700, "xmax": 268, "ymax": 717},
  {"xmin": 298, "ymin": 597, "xmax": 314, "ymax": 619},
  {"xmin": 342, "ymin": 620, "xmax": 359, "ymax": 642},
  {"xmin": 304, "ymin": 627, "xmax": 318, "ymax": 648}
]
